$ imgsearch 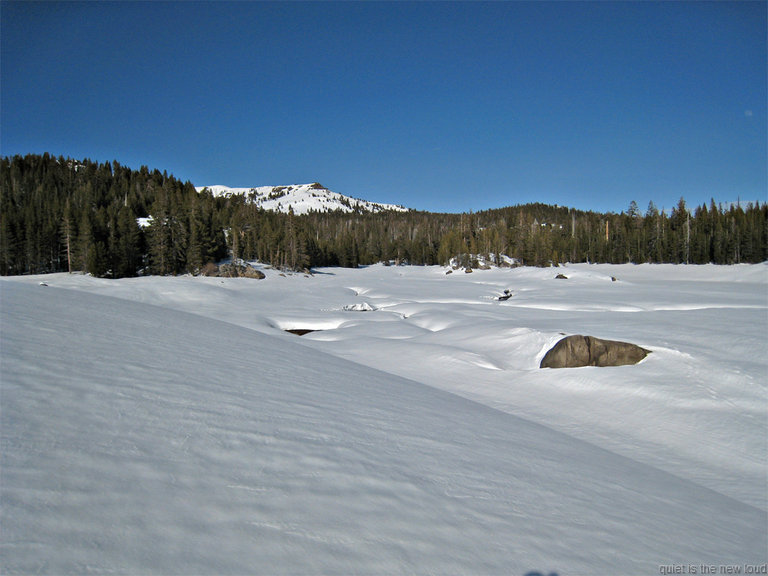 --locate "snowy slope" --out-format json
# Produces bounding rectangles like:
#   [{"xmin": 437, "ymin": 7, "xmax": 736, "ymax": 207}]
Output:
[
  {"xmin": 2, "ymin": 280, "xmax": 766, "ymax": 575},
  {"xmin": 18, "ymin": 263, "xmax": 767, "ymax": 511},
  {"xmin": 197, "ymin": 183, "xmax": 407, "ymax": 215}
]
